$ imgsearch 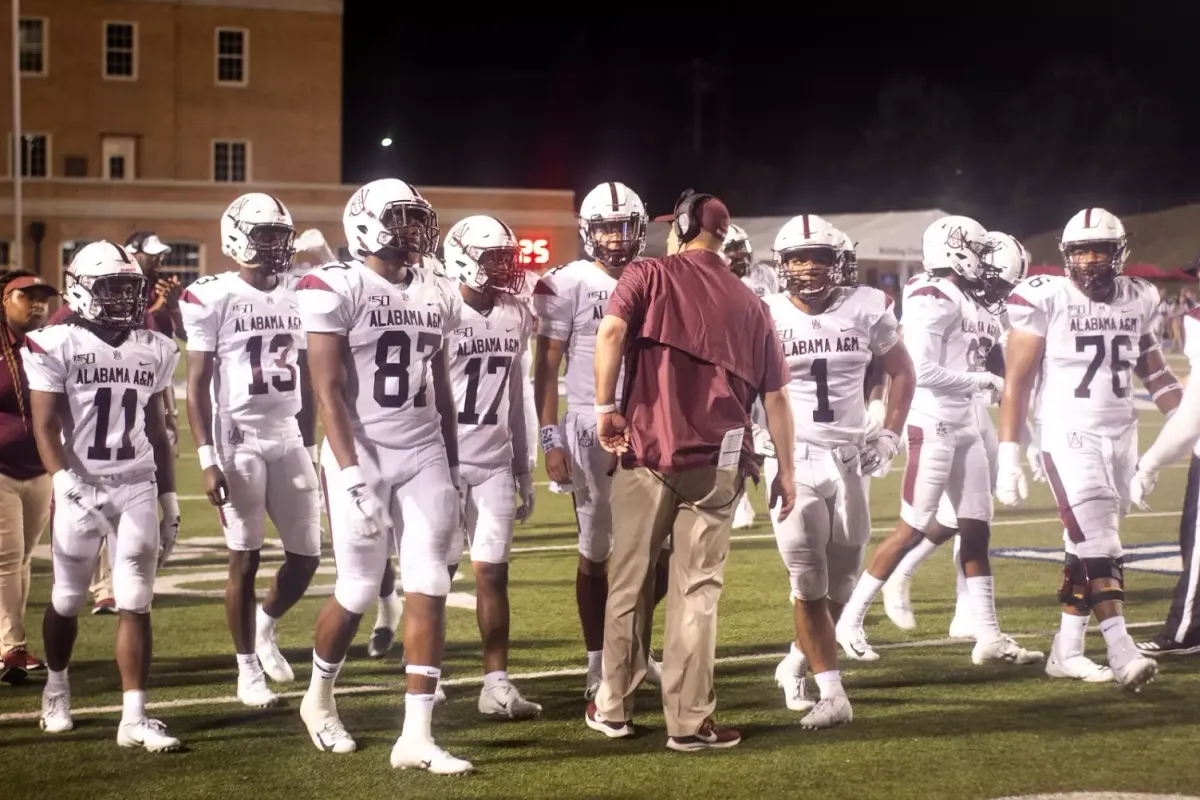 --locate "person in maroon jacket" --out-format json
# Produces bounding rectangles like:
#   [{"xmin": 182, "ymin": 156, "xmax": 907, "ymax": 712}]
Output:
[
  {"xmin": 584, "ymin": 191, "xmax": 797, "ymax": 751},
  {"xmin": 0, "ymin": 271, "xmax": 57, "ymax": 683}
]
